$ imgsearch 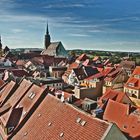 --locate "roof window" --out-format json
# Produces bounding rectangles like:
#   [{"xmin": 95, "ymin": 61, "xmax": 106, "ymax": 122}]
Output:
[
  {"xmin": 28, "ymin": 92, "xmax": 36, "ymax": 100},
  {"xmin": 60, "ymin": 132, "xmax": 64, "ymax": 137}
]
